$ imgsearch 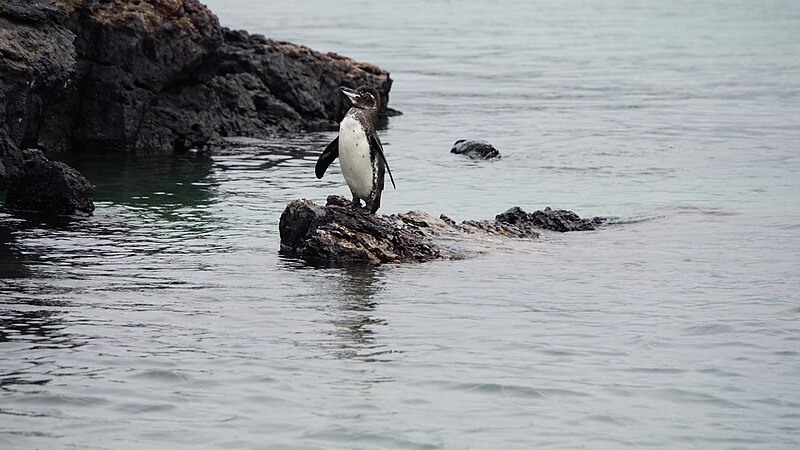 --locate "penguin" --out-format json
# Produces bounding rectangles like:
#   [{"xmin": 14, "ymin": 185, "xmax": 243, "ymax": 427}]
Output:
[{"xmin": 315, "ymin": 86, "xmax": 396, "ymax": 214}]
